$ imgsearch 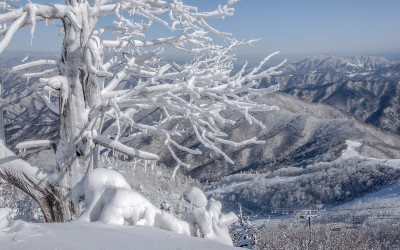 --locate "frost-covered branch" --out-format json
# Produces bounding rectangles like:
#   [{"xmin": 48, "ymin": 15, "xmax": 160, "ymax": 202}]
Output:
[
  {"xmin": 16, "ymin": 139, "xmax": 57, "ymax": 153},
  {"xmin": 98, "ymin": 47, "xmax": 283, "ymax": 170},
  {"xmin": 0, "ymin": 3, "xmax": 67, "ymax": 54},
  {"xmin": 11, "ymin": 59, "xmax": 57, "ymax": 72},
  {"xmin": 37, "ymin": 92, "xmax": 60, "ymax": 116},
  {"xmin": 0, "ymin": 12, "xmax": 28, "ymax": 54},
  {"xmin": 0, "ymin": 0, "xmax": 283, "ymax": 226},
  {"xmin": 103, "ymin": 35, "xmax": 184, "ymax": 49},
  {"xmin": 93, "ymin": 132, "xmax": 159, "ymax": 161}
]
